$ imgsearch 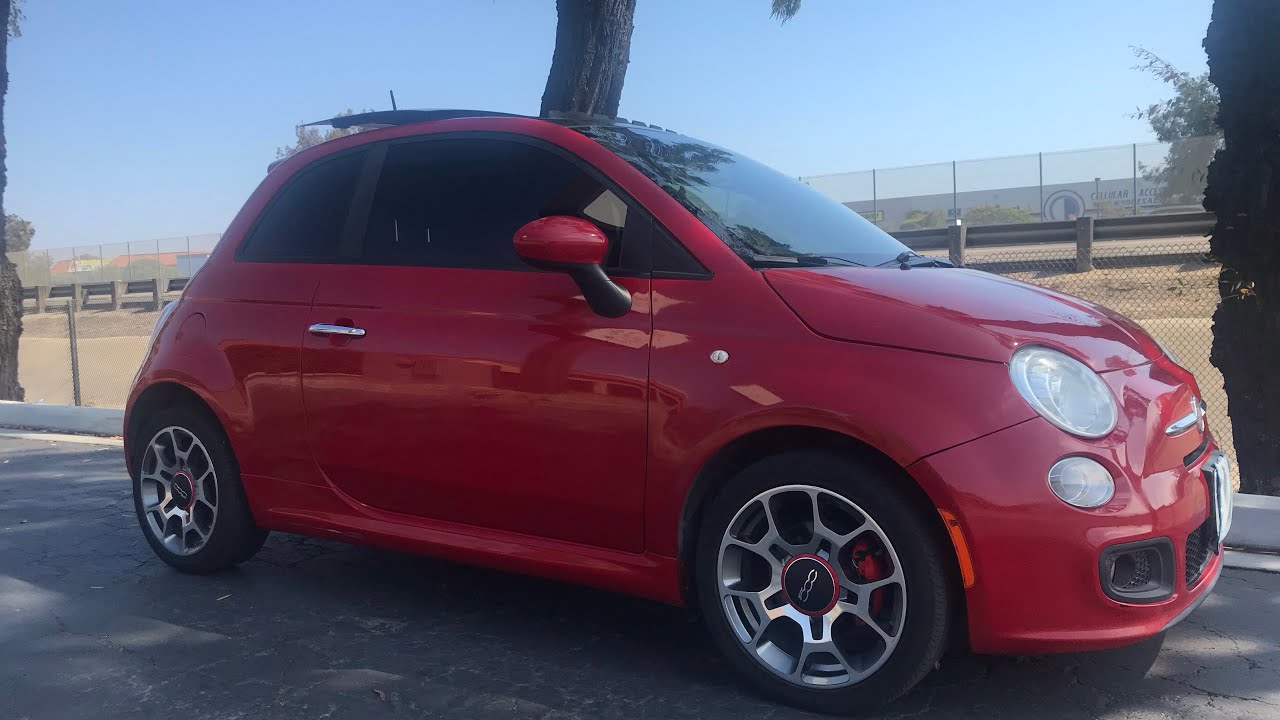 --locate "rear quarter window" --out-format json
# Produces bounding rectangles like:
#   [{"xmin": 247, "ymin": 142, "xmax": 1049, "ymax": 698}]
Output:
[{"xmin": 238, "ymin": 150, "xmax": 367, "ymax": 262}]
